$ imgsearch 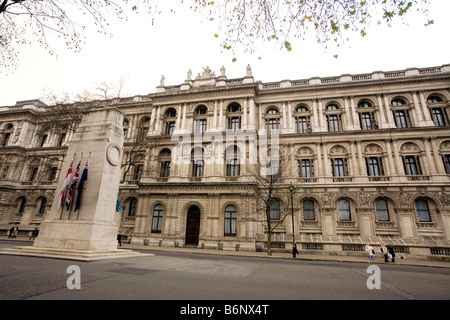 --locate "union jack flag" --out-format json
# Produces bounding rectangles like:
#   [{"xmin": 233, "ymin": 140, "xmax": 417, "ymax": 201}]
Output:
[{"xmin": 66, "ymin": 160, "xmax": 80, "ymax": 210}]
